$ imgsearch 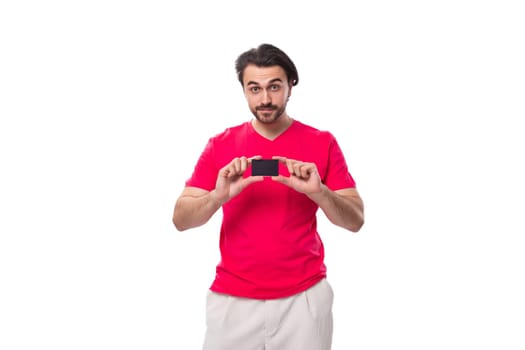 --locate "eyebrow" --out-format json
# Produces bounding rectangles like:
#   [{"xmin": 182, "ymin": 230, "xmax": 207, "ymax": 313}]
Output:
[{"xmin": 246, "ymin": 78, "xmax": 284, "ymax": 86}]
